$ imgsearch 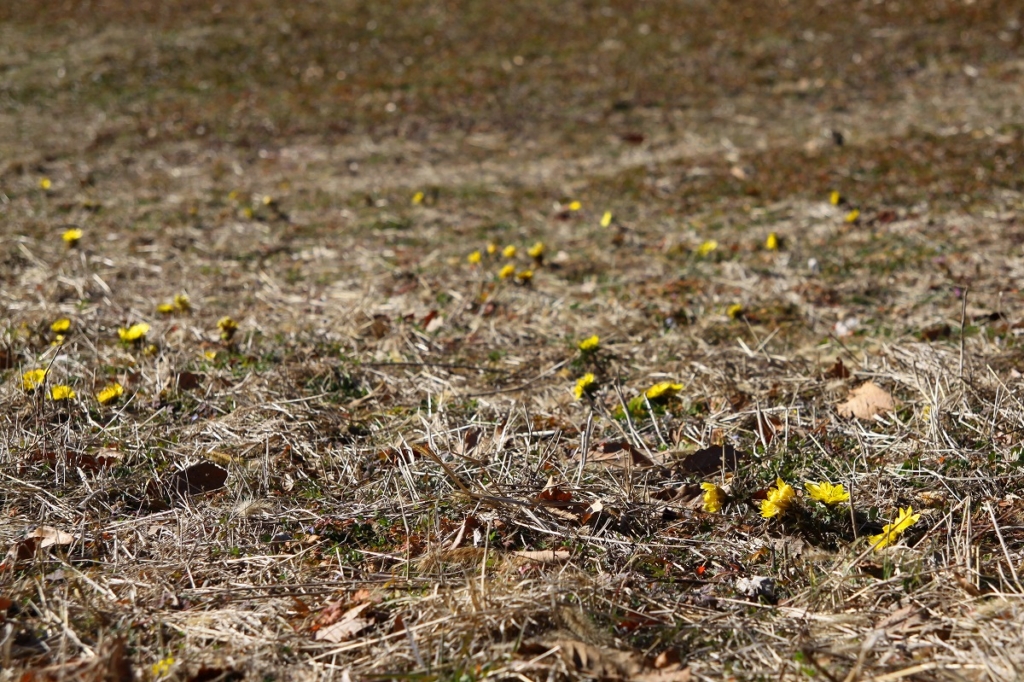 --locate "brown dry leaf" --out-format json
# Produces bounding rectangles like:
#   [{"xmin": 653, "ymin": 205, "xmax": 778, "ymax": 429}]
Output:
[
  {"xmin": 168, "ymin": 462, "xmax": 228, "ymax": 497},
  {"xmin": 535, "ymin": 476, "xmax": 573, "ymax": 504},
  {"xmin": 678, "ymin": 444, "xmax": 743, "ymax": 475},
  {"xmin": 28, "ymin": 527, "xmax": 76, "ymax": 548},
  {"xmin": 314, "ymin": 602, "xmax": 374, "ymax": 642},
  {"xmin": 588, "ymin": 441, "xmax": 657, "ymax": 469},
  {"xmin": 836, "ymin": 381, "xmax": 894, "ymax": 419},
  {"xmin": 824, "ymin": 357, "xmax": 851, "ymax": 379},
  {"xmin": 513, "ymin": 549, "xmax": 571, "ymax": 563}
]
